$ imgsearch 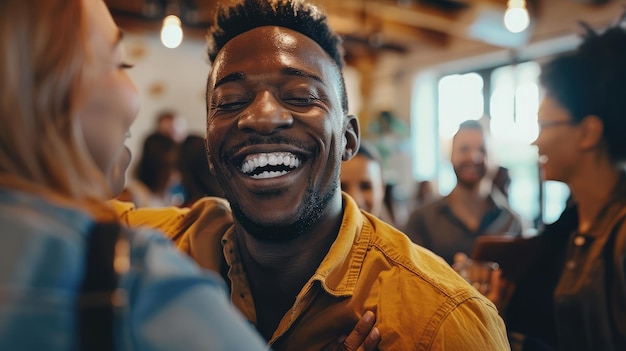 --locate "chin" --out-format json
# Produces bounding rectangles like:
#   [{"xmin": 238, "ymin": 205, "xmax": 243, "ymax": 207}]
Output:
[
  {"xmin": 236, "ymin": 211, "xmax": 307, "ymax": 242},
  {"xmin": 457, "ymin": 179, "xmax": 481, "ymax": 188},
  {"xmin": 110, "ymin": 176, "xmax": 127, "ymax": 198},
  {"xmin": 232, "ymin": 185, "xmax": 336, "ymax": 242}
]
